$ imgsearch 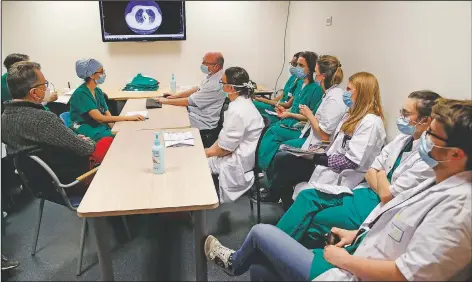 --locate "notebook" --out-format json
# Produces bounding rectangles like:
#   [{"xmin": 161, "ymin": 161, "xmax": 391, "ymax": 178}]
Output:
[
  {"xmin": 163, "ymin": 131, "xmax": 195, "ymax": 148},
  {"xmin": 279, "ymin": 144, "xmax": 327, "ymax": 158}
]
